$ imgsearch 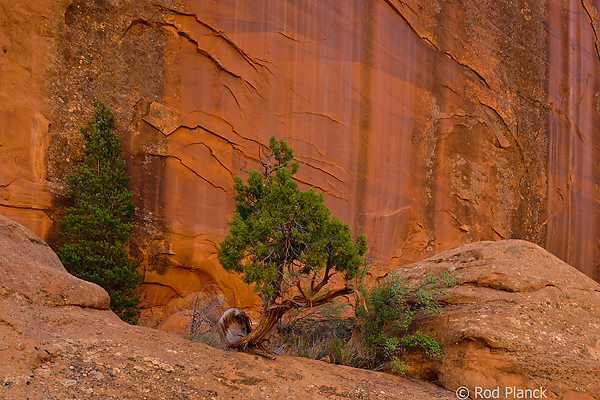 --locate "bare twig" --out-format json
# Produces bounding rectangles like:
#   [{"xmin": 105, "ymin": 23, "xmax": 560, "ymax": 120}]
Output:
[{"xmin": 174, "ymin": 283, "xmax": 228, "ymax": 346}]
